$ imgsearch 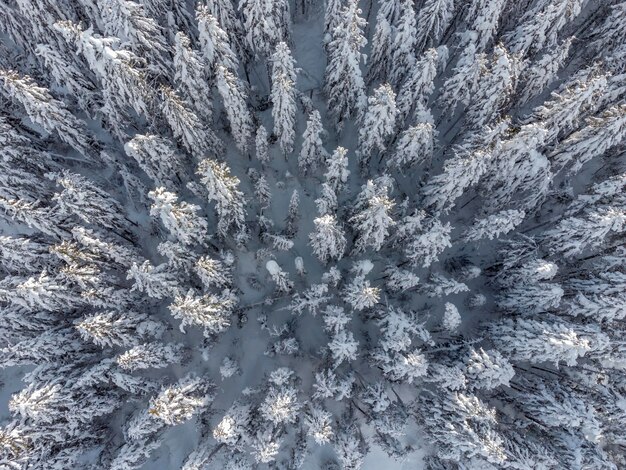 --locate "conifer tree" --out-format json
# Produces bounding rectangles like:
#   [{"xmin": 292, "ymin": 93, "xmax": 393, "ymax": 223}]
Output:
[
  {"xmin": 530, "ymin": 71, "xmax": 608, "ymax": 144},
  {"xmin": 0, "ymin": 70, "xmax": 94, "ymax": 157},
  {"xmin": 195, "ymin": 158, "xmax": 247, "ymax": 237},
  {"xmin": 464, "ymin": 210, "xmax": 525, "ymax": 242},
  {"xmin": 504, "ymin": 0, "xmax": 584, "ymax": 58},
  {"xmin": 215, "ymin": 65, "xmax": 253, "ymax": 152},
  {"xmin": 299, "ymin": 110, "xmax": 327, "ymax": 174},
  {"xmin": 438, "ymin": 36, "xmax": 484, "ymax": 115},
  {"xmin": 127, "ymin": 260, "xmax": 179, "ymax": 299},
  {"xmin": 54, "ymin": 21, "xmax": 153, "ymax": 134},
  {"xmin": 324, "ymin": 0, "xmax": 367, "ymax": 130},
  {"xmin": 552, "ymin": 103, "xmax": 626, "ymax": 173},
  {"xmin": 367, "ymin": 15, "xmax": 392, "ymax": 85},
  {"xmin": 357, "ymin": 84, "xmax": 397, "ymax": 170},
  {"xmin": 169, "ymin": 289, "xmax": 234, "ymax": 335},
  {"xmin": 98, "ymin": 0, "xmax": 168, "ymax": 73},
  {"xmin": 270, "ymin": 42, "xmax": 298, "ymax": 155},
  {"xmin": 414, "ymin": 0, "xmax": 455, "ymax": 53},
  {"xmin": 173, "ymin": 32, "xmax": 213, "ymax": 119},
  {"xmin": 148, "ymin": 187, "xmax": 208, "ymax": 246},
  {"xmin": 387, "ymin": 122, "xmax": 435, "ymax": 169},
  {"xmin": 350, "ymin": 180, "xmax": 395, "ymax": 253},
  {"xmin": 52, "ymin": 171, "xmax": 129, "ymax": 236},
  {"xmin": 388, "ymin": 0, "xmax": 417, "ymax": 87},
  {"xmin": 325, "ymin": 147, "xmax": 350, "ymax": 192},
  {"xmin": 466, "ymin": 0, "xmax": 507, "ymax": 51},
  {"xmin": 395, "ymin": 49, "xmax": 438, "ymax": 122},
  {"xmin": 255, "ymin": 124, "xmax": 270, "ymax": 165},
  {"xmin": 124, "ymin": 134, "xmax": 186, "ymax": 190},
  {"xmin": 160, "ymin": 86, "xmax": 221, "ymax": 157},
  {"xmin": 466, "ymin": 44, "xmax": 519, "ymax": 128},
  {"xmin": 204, "ymin": 0, "xmax": 246, "ymax": 60},
  {"xmin": 239, "ymin": 0, "xmax": 291, "ymax": 58},
  {"xmin": 196, "ymin": 7, "xmax": 240, "ymax": 73},
  {"xmin": 310, "ymin": 214, "xmax": 347, "ymax": 263},
  {"xmin": 517, "ymin": 37, "xmax": 573, "ymax": 105}
]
